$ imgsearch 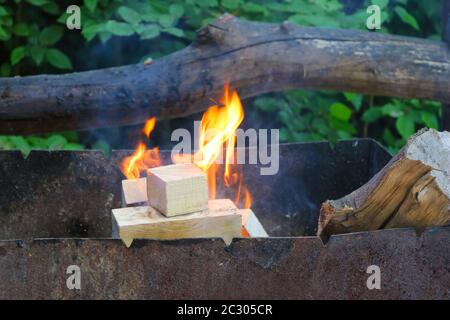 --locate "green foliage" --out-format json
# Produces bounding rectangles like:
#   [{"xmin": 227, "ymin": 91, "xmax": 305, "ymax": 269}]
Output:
[
  {"xmin": 256, "ymin": 91, "xmax": 441, "ymax": 154},
  {"xmin": 394, "ymin": 6, "xmax": 419, "ymax": 31},
  {"xmin": 0, "ymin": 133, "xmax": 85, "ymax": 157},
  {"xmin": 0, "ymin": 0, "xmax": 444, "ymax": 154},
  {"xmin": 0, "ymin": 1, "xmax": 72, "ymax": 74}
]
